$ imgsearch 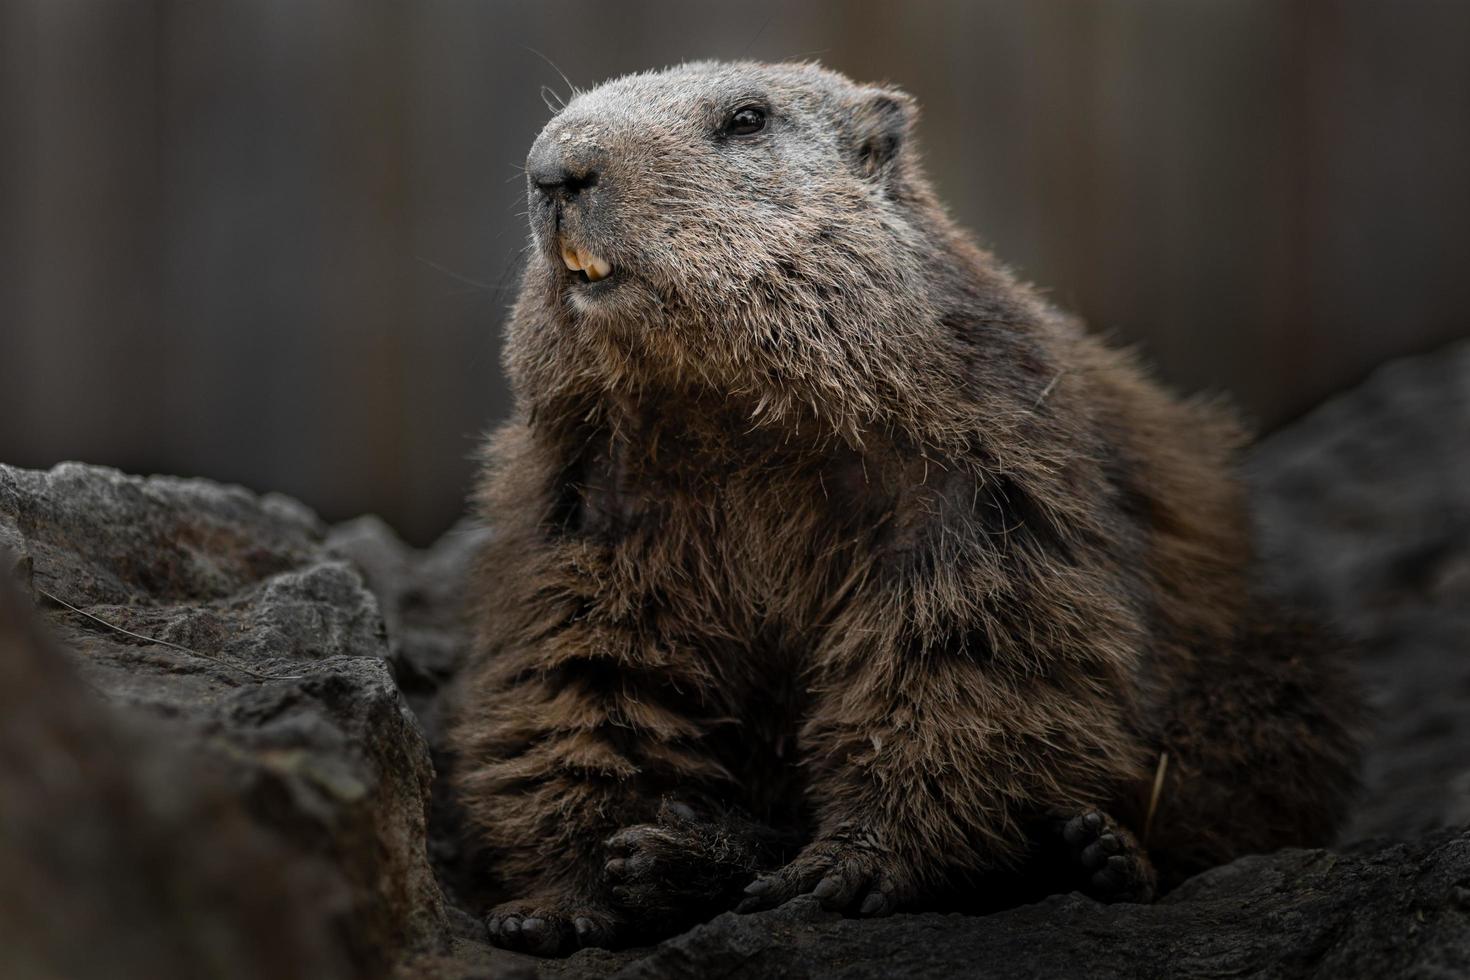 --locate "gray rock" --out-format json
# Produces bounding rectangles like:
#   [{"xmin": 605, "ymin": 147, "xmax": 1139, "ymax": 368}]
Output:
[
  {"xmin": 325, "ymin": 513, "xmax": 491, "ymax": 740},
  {"xmin": 0, "ymin": 463, "xmax": 448, "ymax": 976},
  {"xmin": 0, "ymin": 568, "xmax": 357, "ymax": 980},
  {"xmin": 417, "ymin": 831, "xmax": 1470, "ymax": 980},
  {"xmin": 324, "ymin": 512, "xmax": 499, "ymax": 935},
  {"xmin": 2, "ymin": 340, "xmax": 1468, "ymax": 979},
  {"xmin": 1248, "ymin": 340, "xmax": 1470, "ymax": 841},
  {"xmin": 607, "ymin": 829, "xmax": 1470, "ymax": 980}
]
